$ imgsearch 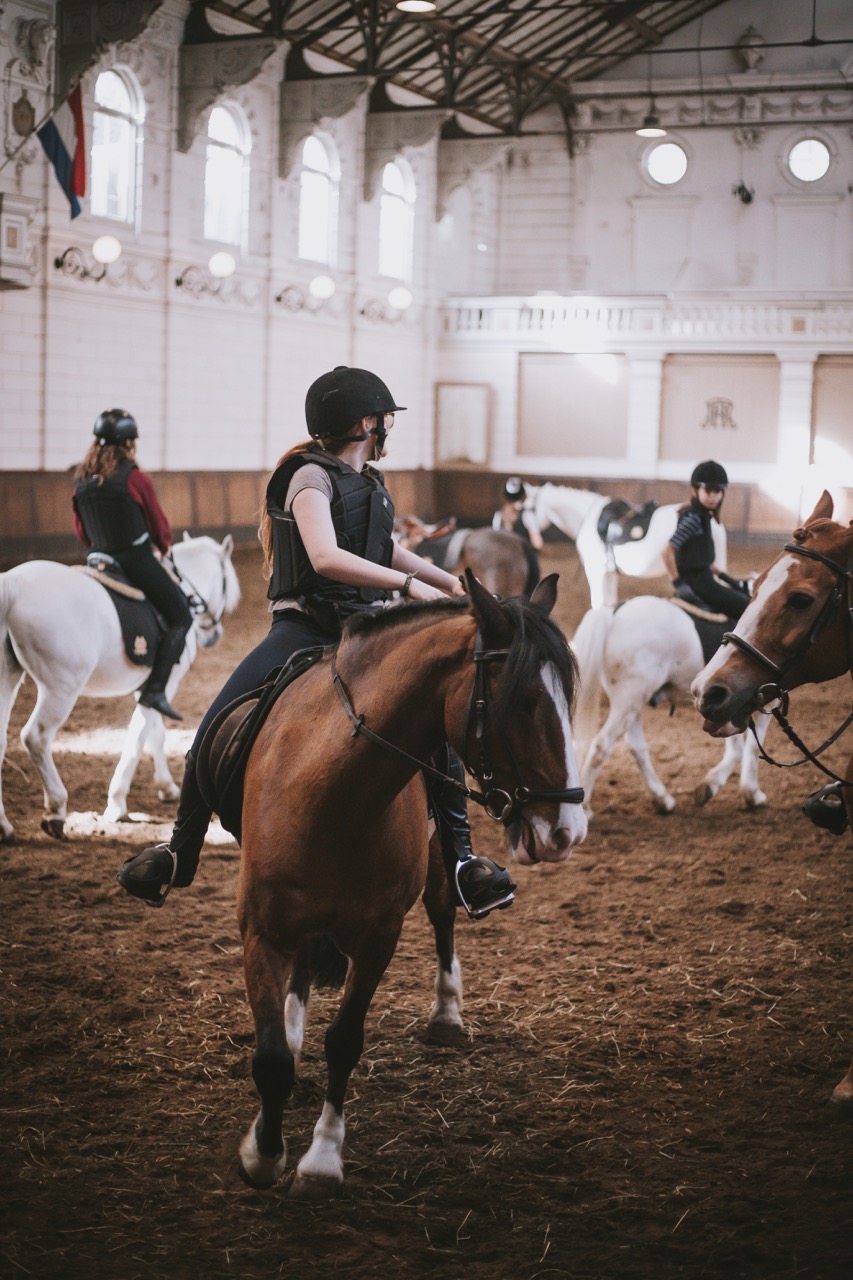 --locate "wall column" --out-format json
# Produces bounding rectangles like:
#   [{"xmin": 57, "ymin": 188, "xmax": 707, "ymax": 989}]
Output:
[
  {"xmin": 776, "ymin": 352, "xmax": 817, "ymax": 519},
  {"xmin": 625, "ymin": 354, "xmax": 664, "ymax": 477}
]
